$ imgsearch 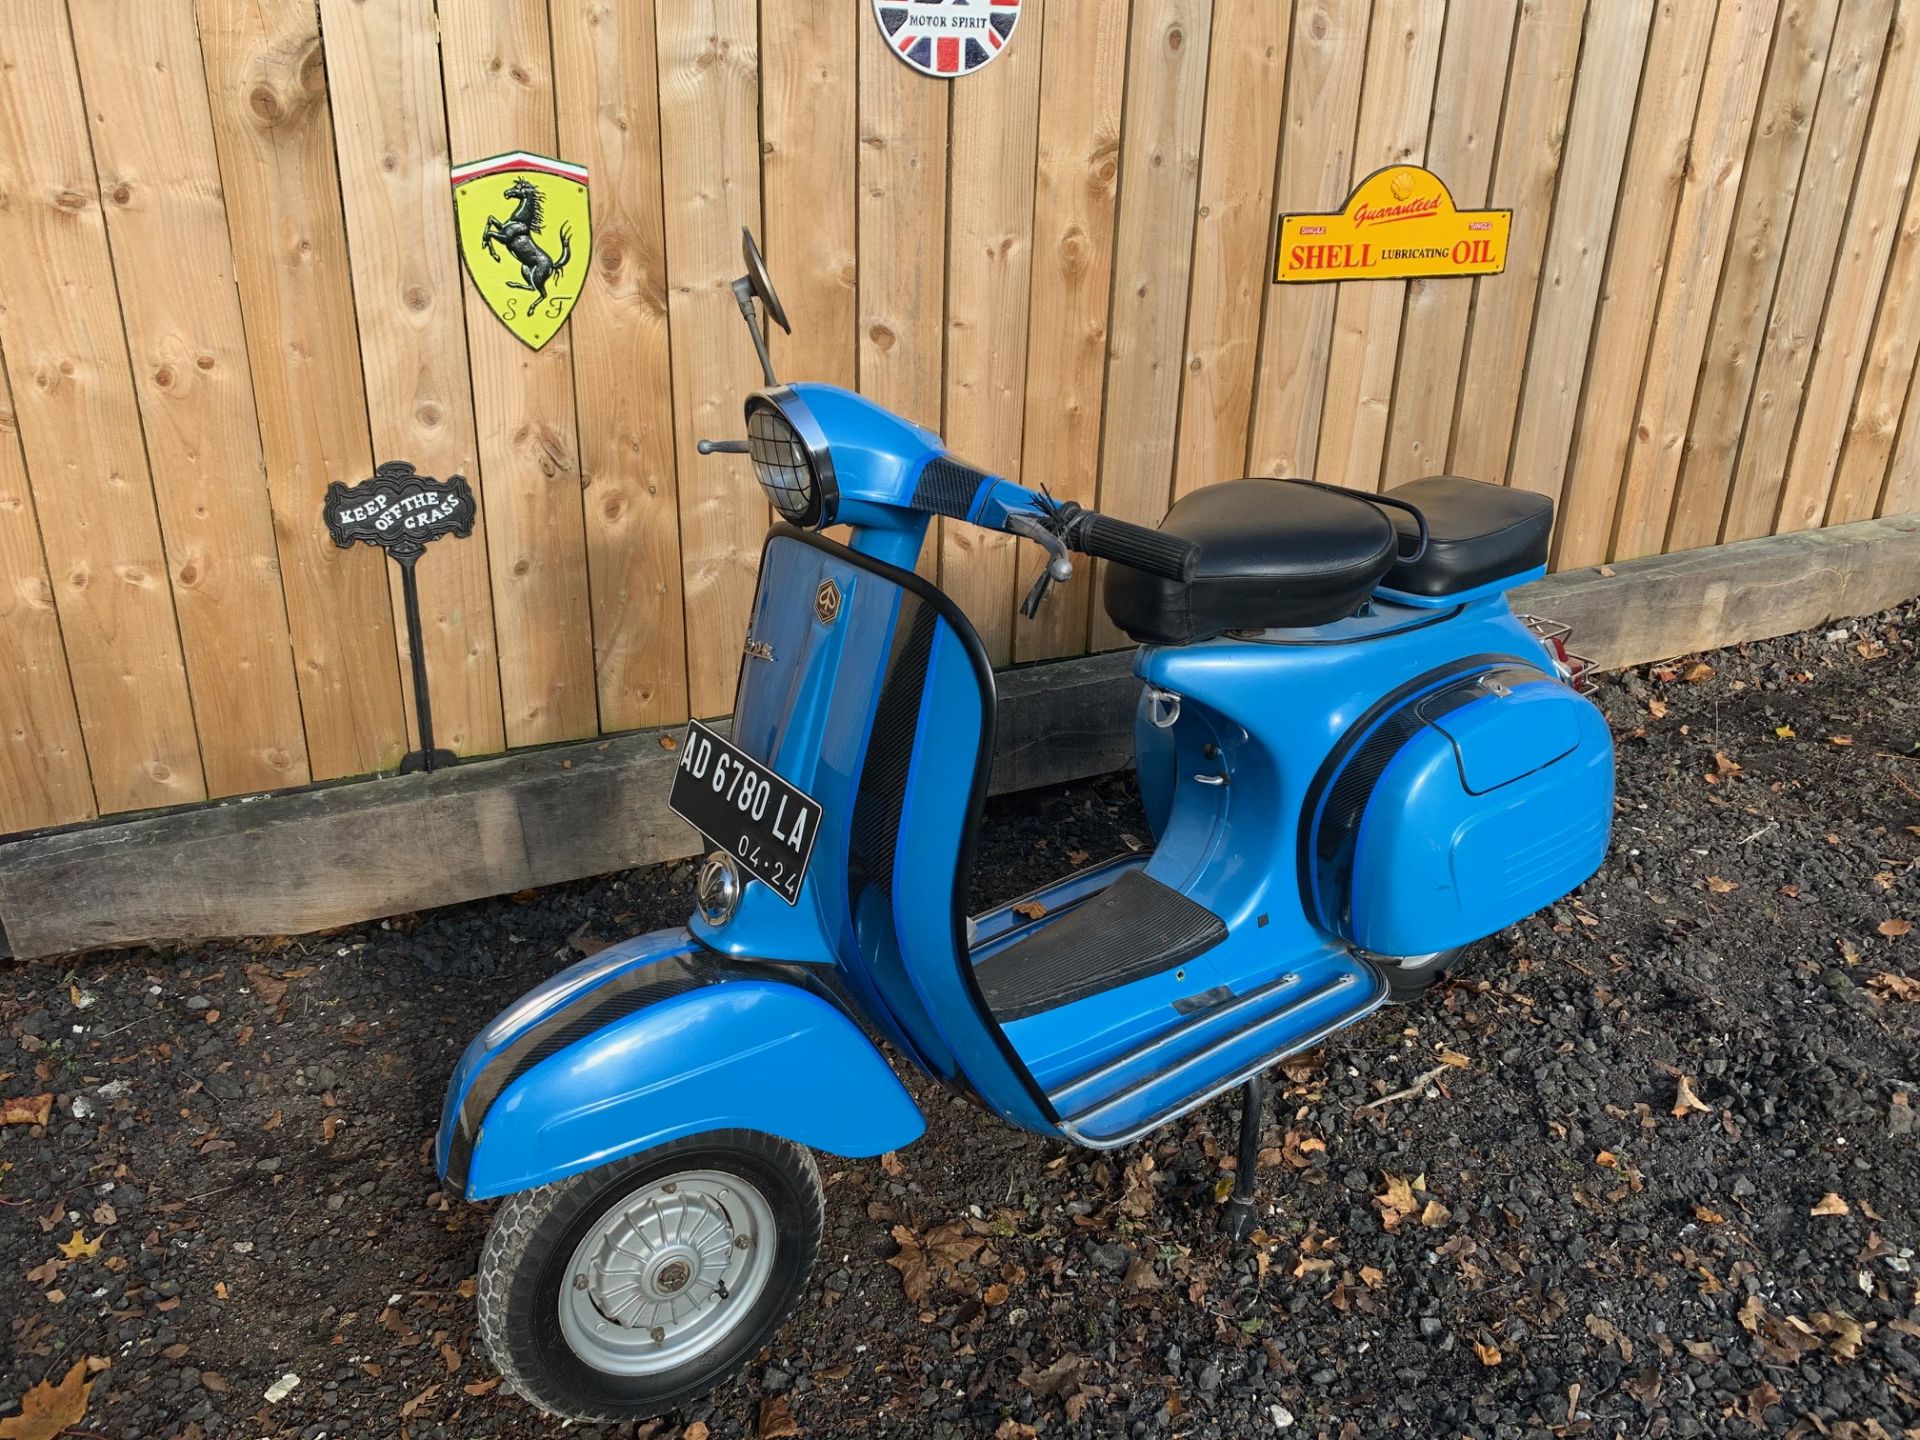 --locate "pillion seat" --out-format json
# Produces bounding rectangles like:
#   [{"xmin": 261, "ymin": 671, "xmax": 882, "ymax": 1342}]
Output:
[
  {"xmin": 1376, "ymin": 474, "xmax": 1552, "ymax": 598},
  {"xmin": 1101, "ymin": 475, "xmax": 1554, "ymax": 645}
]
